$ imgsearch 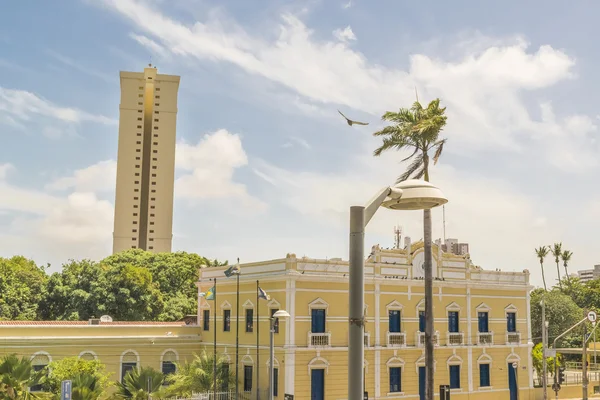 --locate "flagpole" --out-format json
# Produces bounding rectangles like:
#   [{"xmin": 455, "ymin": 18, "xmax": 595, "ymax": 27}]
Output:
[
  {"xmin": 213, "ymin": 277, "xmax": 217, "ymax": 400},
  {"xmin": 256, "ymin": 280, "xmax": 260, "ymax": 400},
  {"xmin": 235, "ymin": 258, "xmax": 240, "ymax": 400}
]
